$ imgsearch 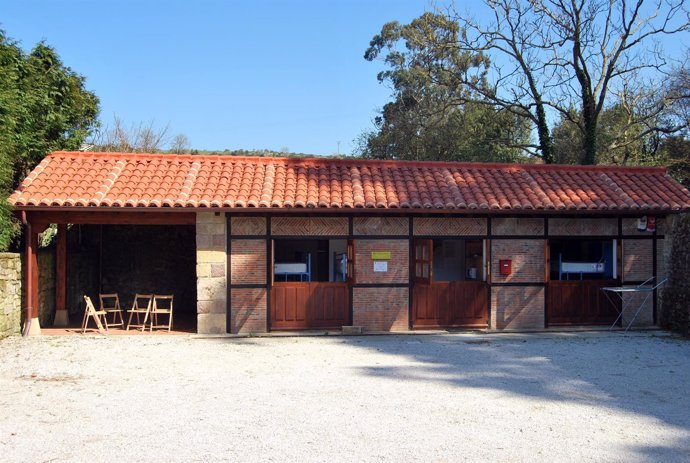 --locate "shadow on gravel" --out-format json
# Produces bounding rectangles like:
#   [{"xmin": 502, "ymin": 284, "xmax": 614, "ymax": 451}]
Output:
[{"xmin": 339, "ymin": 334, "xmax": 690, "ymax": 460}]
